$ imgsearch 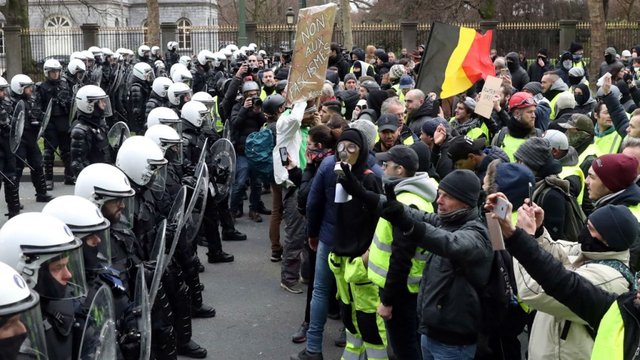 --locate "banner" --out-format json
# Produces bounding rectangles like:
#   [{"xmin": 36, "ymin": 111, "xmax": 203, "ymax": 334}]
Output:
[{"xmin": 286, "ymin": 3, "xmax": 338, "ymax": 105}]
